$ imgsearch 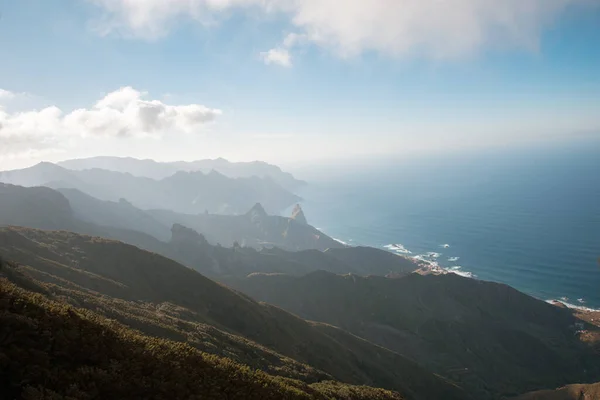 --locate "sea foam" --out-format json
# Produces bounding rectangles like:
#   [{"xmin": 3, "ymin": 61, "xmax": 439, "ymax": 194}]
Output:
[
  {"xmin": 333, "ymin": 237, "xmax": 349, "ymax": 246},
  {"xmin": 546, "ymin": 299, "xmax": 600, "ymax": 312},
  {"xmin": 446, "ymin": 266, "xmax": 476, "ymax": 278},
  {"xmin": 384, "ymin": 243, "xmax": 412, "ymax": 254}
]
